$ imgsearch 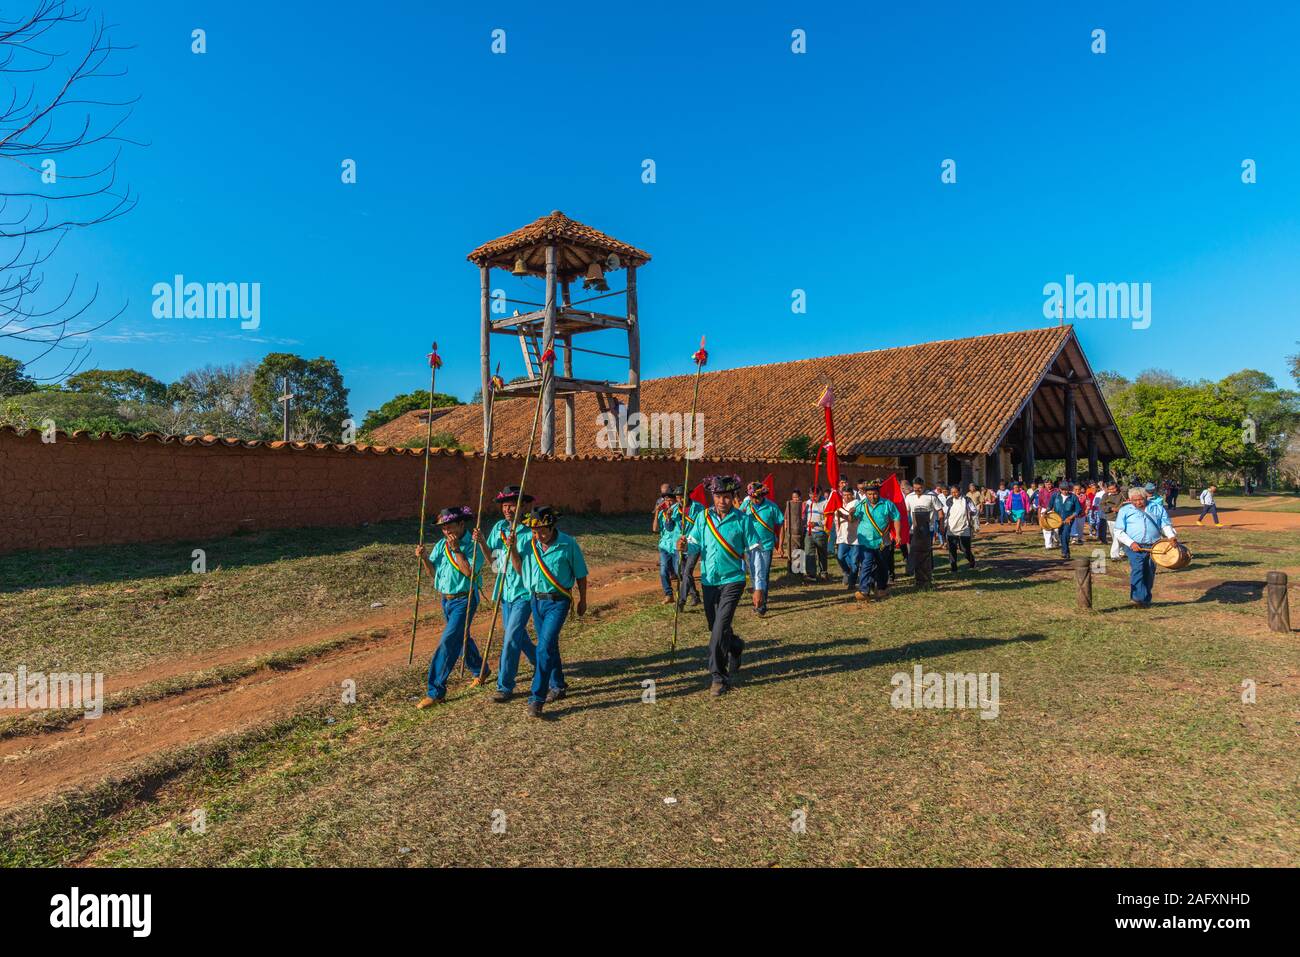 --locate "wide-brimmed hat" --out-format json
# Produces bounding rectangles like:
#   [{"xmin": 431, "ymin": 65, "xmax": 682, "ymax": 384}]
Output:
[
  {"xmin": 861, "ymin": 481, "xmax": 881, "ymax": 492},
  {"xmin": 523, "ymin": 505, "xmax": 559, "ymax": 528},
  {"xmin": 436, "ymin": 505, "xmax": 473, "ymax": 526},
  {"xmin": 747, "ymin": 481, "xmax": 768, "ymax": 497},
  {"xmin": 494, "ymin": 484, "xmax": 535, "ymax": 504},
  {"xmin": 707, "ymin": 473, "xmax": 743, "ymax": 495},
  {"xmin": 671, "ymin": 484, "xmax": 685, "ymax": 495}
]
